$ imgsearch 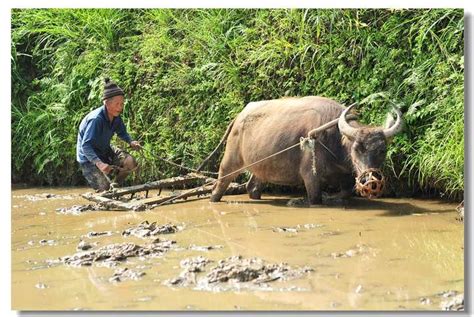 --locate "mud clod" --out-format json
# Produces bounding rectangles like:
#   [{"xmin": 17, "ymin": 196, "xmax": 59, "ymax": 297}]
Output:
[
  {"xmin": 300, "ymin": 223, "xmax": 324, "ymax": 229},
  {"xmin": 39, "ymin": 239, "xmax": 56, "ymax": 246},
  {"xmin": 56, "ymin": 203, "xmax": 110, "ymax": 215},
  {"xmin": 273, "ymin": 227, "xmax": 298, "ymax": 233},
  {"xmin": 419, "ymin": 297, "xmax": 432, "ymax": 305},
  {"xmin": 437, "ymin": 290, "xmax": 458, "ymax": 298},
  {"xmin": 197, "ymin": 256, "xmax": 313, "ymax": 290},
  {"xmin": 180, "ymin": 256, "xmax": 212, "ymax": 273},
  {"xmin": 273, "ymin": 223, "xmax": 323, "ymax": 233},
  {"xmin": 15, "ymin": 193, "xmax": 74, "ymax": 202},
  {"xmin": 331, "ymin": 244, "xmax": 375, "ymax": 258},
  {"xmin": 188, "ymin": 245, "xmax": 223, "ymax": 251},
  {"xmin": 56, "ymin": 205, "xmax": 93, "ymax": 215},
  {"xmin": 441, "ymin": 294, "xmax": 464, "ymax": 311},
  {"xmin": 166, "ymin": 275, "xmax": 195, "ymax": 287},
  {"xmin": 165, "ymin": 255, "xmax": 314, "ymax": 289},
  {"xmin": 109, "ymin": 267, "xmax": 146, "ymax": 283},
  {"xmin": 61, "ymin": 240, "xmax": 175, "ymax": 267},
  {"xmin": 122, "ymin": 221, "xmax": 182, "ymax": 238},
  {"xmin": 85, "ymin": 231, "xmax": 113, "ymax": 238},
  {"xmin": 164, "ymin": 256, "xmax": 212, "ymax": 287},
  {"xmin": 76, "ymin": 240, "xmax": 93, "ymax": 251}
]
